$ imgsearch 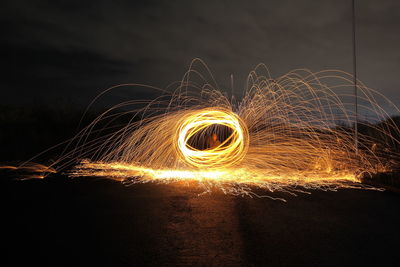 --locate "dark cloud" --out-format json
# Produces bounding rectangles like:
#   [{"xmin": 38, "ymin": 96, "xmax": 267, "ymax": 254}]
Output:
[
  {"xmin": 1, "ymin": 0, "xmax": 399, "ymax": 111},
  {"xmin": 0, "ymin": 42, "xmax": 135, "ymax": 105}
]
